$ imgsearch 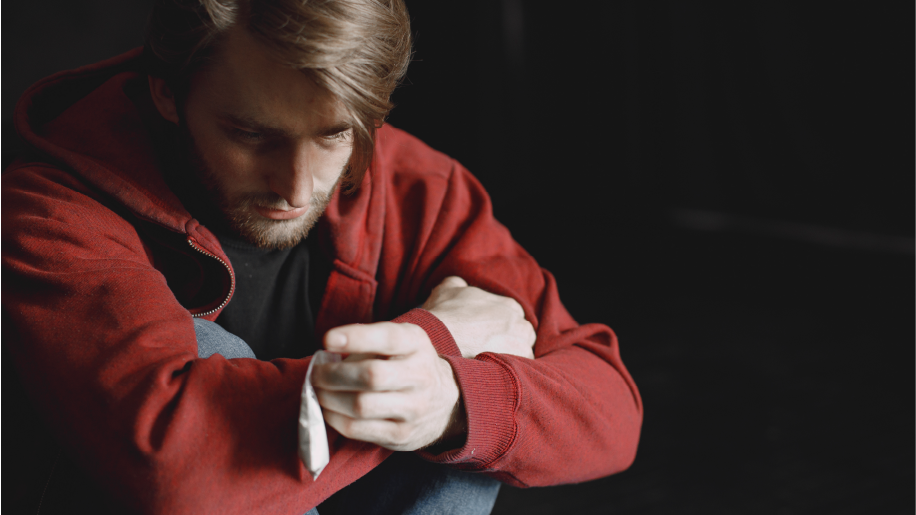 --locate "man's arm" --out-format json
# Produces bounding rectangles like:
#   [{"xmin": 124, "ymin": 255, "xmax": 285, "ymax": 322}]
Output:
[
  {"xmin": 423, "ymin": 276, "xmax": 537, "ymax": 359},
  {"xmin": 2, "ymin": 164, "xmax": 545, "ymax": 514},
  {"xmin": 1, "ymin": 166, "xmax": 386, "ymax": 515},
  {"xmin": 311, "ymin": 275, "xmax": 537, "ymax": 452},
  {"xmin": 311, "ymin": 322, "xmax": 461, "ymax": 451},
  {"xmin": 363, "ymin": 147, "xmax": 644, "ymax": 487}
]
